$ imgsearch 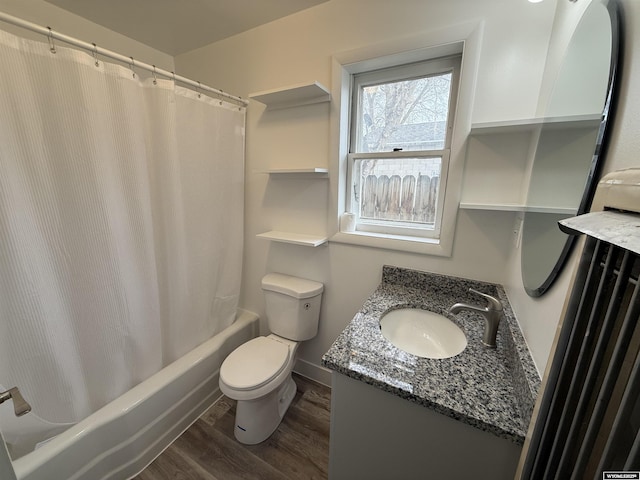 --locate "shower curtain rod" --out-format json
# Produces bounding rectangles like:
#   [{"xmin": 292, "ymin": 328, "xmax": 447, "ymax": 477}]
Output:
[{"xmin": 0, "ymin": 11, "xmax": 248, "ymax": 107}]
